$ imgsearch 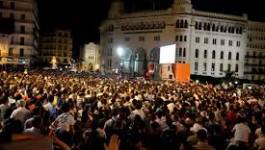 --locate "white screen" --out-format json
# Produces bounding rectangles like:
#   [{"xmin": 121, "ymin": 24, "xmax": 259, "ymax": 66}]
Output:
[{"xmin": 159, "ymin": 44, "xmax": 176, "ymax": 64}]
